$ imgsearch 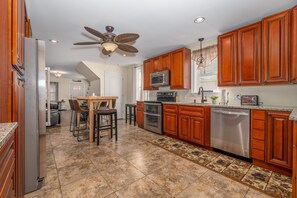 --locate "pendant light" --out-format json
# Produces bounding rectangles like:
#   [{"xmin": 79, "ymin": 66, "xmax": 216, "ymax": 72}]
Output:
[{"xmin": 196, "ymin": 38, "xmax": 205, "ymax": 73}]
